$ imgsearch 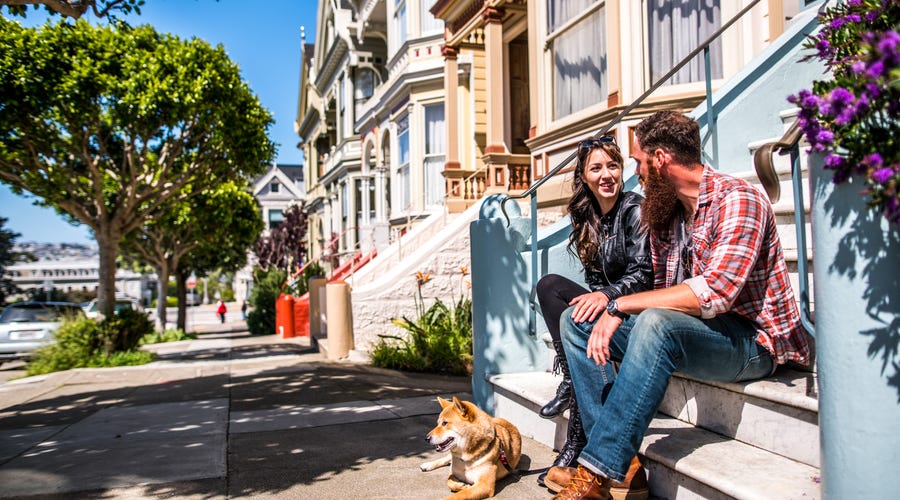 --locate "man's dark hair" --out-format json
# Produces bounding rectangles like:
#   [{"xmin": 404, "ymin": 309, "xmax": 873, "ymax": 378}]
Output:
[{"xmin": 634, "ymin": 111, "xmax": 702, "ymax": 166}]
